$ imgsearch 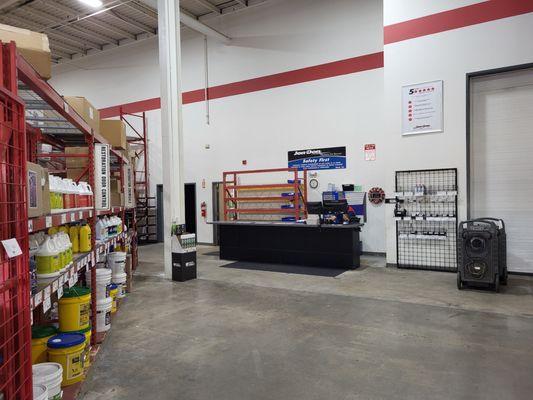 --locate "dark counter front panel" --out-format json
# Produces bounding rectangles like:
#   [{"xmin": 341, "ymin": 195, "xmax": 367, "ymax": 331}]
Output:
[{"xmin": 218, "ymin": 223, "xmax": 360, "ymax": 269}]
